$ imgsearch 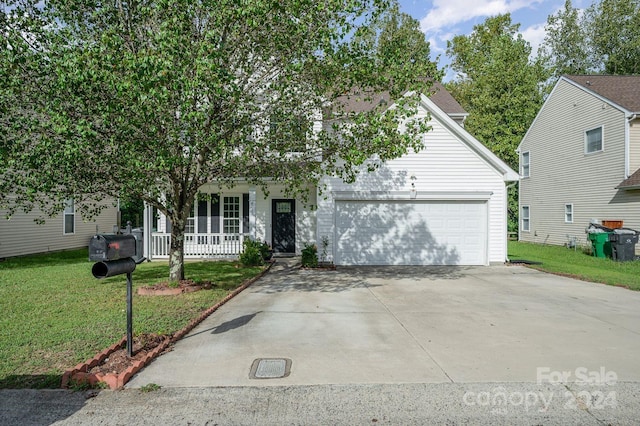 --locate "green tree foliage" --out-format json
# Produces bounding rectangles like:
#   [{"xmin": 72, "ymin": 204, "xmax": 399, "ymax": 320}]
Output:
[
  {"xmin": 1, "ymin": 0, "xmax": 437, "ymax": 281},
  {"xmin": 540, "ymin": 0, "xmax": 640, "ymax": 77},
  {"xmin": 586, "ymin": 0, "xmax": 640, "ymax": 75},
  {"xmin": 446, "ymin": 14, "xmax": 548, "ymax": 231},
  {"xmin": 539, "ymin": 0, "xmax": 597, "ymax": 79},
  {"xmin": 446, "ymin": 14, "xmax": 547, "ymax": 169}
]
